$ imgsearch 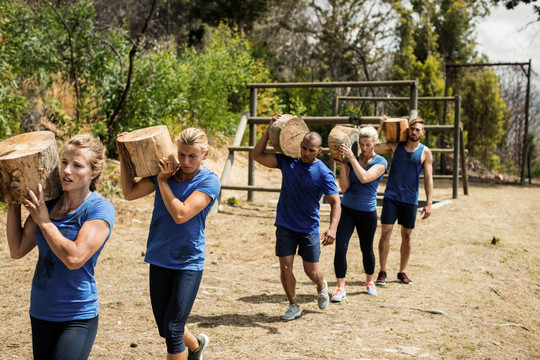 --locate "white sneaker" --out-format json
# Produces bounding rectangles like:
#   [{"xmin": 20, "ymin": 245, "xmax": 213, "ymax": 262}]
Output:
[
  {"xmin": 281, "ymin": 304, "xmax": 301, "ymax": 321},
  {"xmin": 330, "ymin": 288, "xmax": 347, "ymax": 302},
  {"xmin": 318, "ymin": 280, "xmax": 329, "ymax": 309}
]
